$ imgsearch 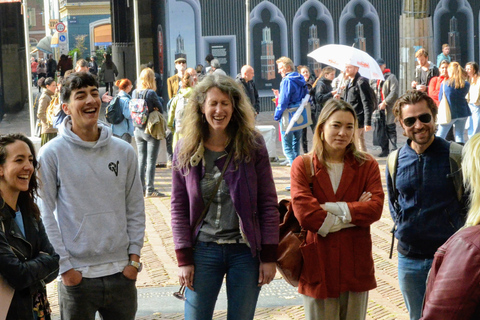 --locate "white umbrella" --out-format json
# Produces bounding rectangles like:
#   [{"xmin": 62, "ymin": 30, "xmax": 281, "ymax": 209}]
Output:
[{"xmin": 308, "ymin": 44, "xmax": 384, "ymax": 80}]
